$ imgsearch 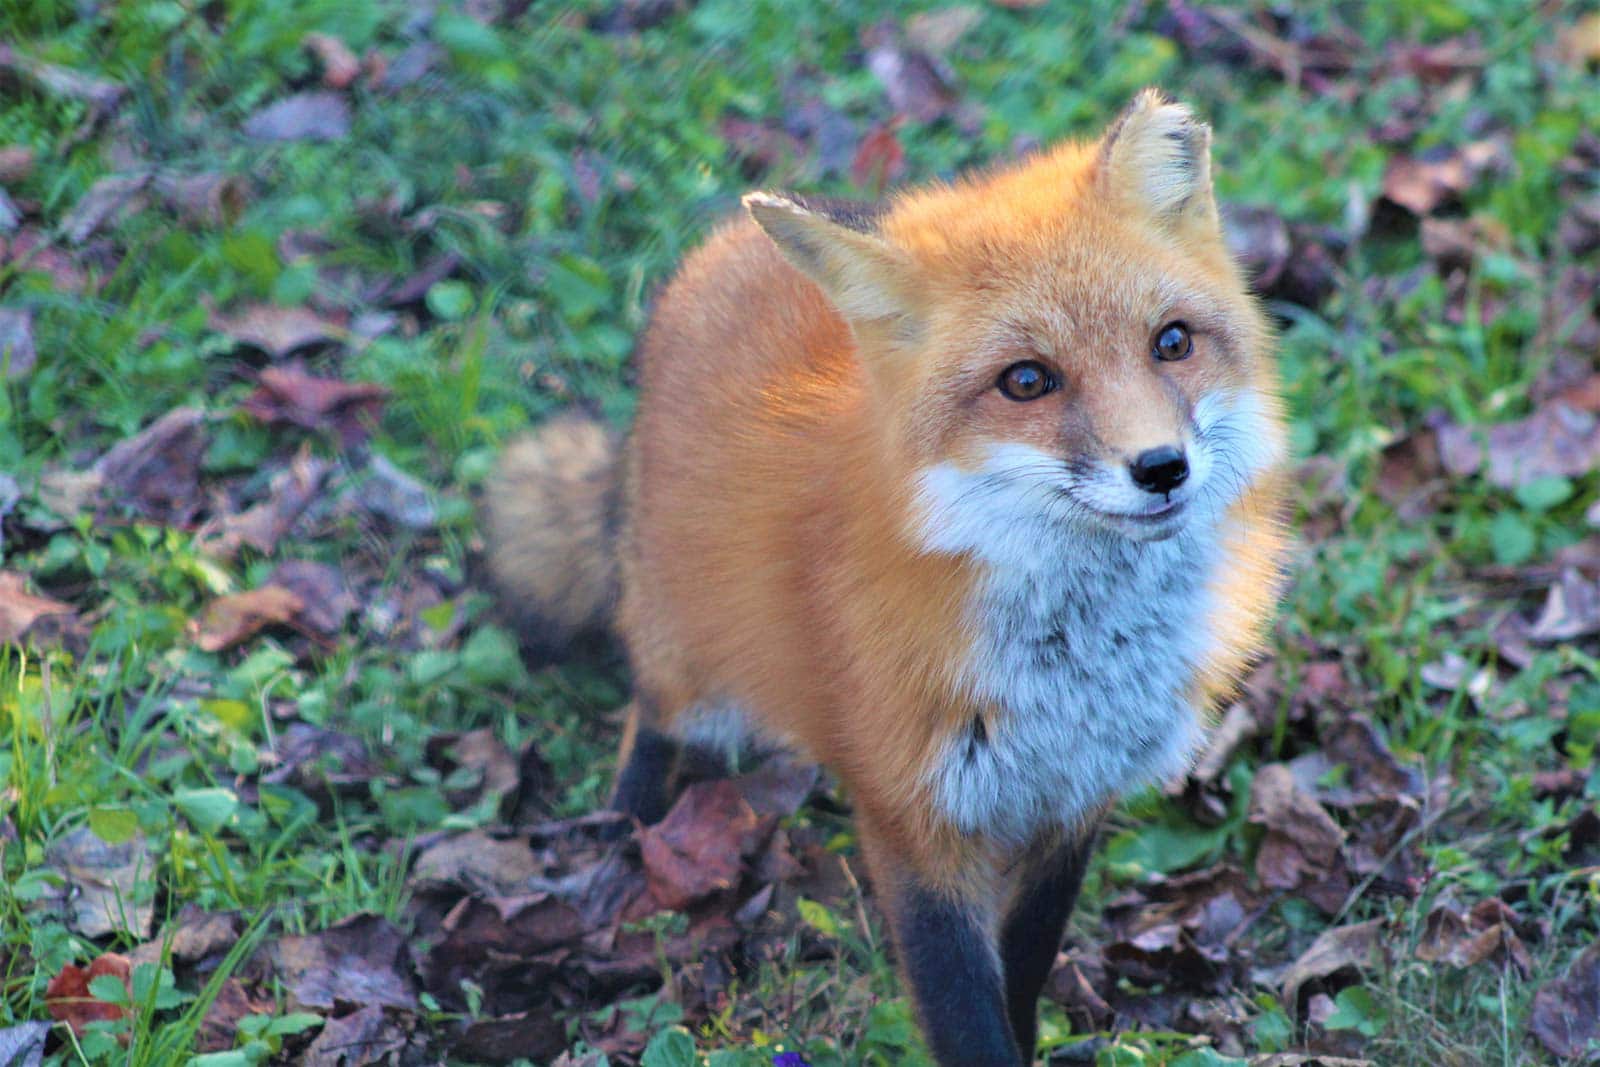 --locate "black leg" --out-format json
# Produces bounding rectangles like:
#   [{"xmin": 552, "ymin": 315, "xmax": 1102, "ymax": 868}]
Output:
[
  {"xmin": 607, "ymin": 720, "xmax": 678, "ymax": 830},
  {"xmin": 1000, "ymin": 830, "xmax": 1096, "ymax": 1062},
  {"xmin": 893, "ymin": 883, "xmax": 1024, "ymax": 1067}
]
